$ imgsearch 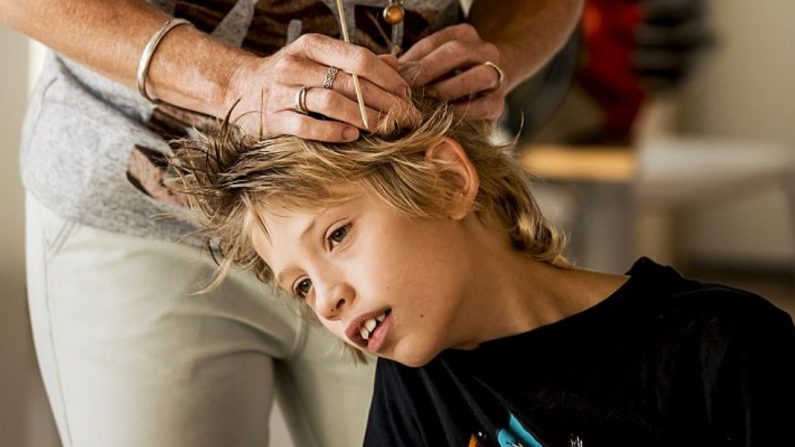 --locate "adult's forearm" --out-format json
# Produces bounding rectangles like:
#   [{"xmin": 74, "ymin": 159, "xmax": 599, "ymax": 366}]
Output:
[
  {"xmin": 468, "ymin": 0, "xmax": 583, "ymax": 92},
  {"xmin": 0, "ymin": 0, "xmax": 252, "ymax": 117}
]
